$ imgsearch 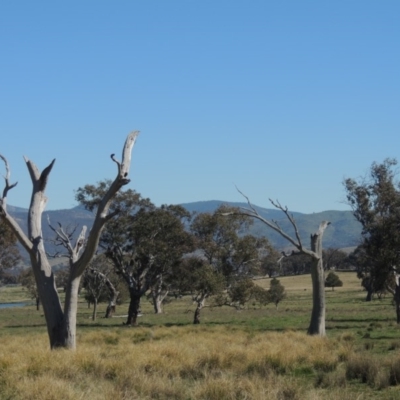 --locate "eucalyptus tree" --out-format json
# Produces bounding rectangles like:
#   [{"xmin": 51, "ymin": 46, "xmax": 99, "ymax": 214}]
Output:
[
  {"xmin": 345, "ymin": 158, "xmax": 400, "ymax": 322},
  {"xmin": 223, "ymin": 193, "xmax": 330, "ymax": 336},
  {"xmin": 185, "ymin": 205, "xmax": 273, "ymax": 322},
  {"xmin": 190, "ymin": 205, "xmax": 264, "ymax": 280},
  {"xmin": 177, "ymin": 256, "xmax": 225, "ymax": 324},
  {"xmin": 0, "ymin": 132, "xmax": 139, "ymax": 349},
  {"xmin": 77, "ymin": 184, "xmax": 194, "ymax": 325}
]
